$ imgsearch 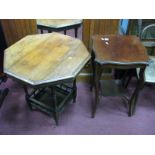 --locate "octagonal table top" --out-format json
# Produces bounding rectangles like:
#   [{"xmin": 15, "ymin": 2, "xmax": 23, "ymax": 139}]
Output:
[
  {"xmin": 37, "ymin": 19, "xmax": 83, "ymax": 29},
  {"xmin": 4, "ymin": 32, "xmax": 90, "ymax": 86}
]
